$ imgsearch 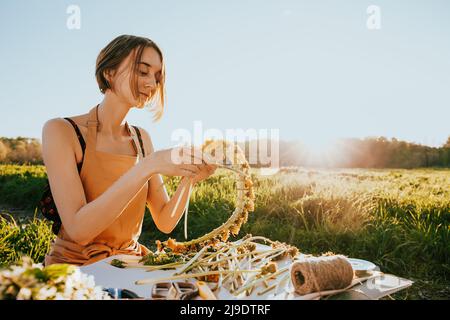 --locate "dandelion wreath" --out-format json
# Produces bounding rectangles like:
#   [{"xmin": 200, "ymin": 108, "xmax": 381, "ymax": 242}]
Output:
[{"xmin": 154, "ymin": 140, "xmax": 255, "ymax": 254}]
